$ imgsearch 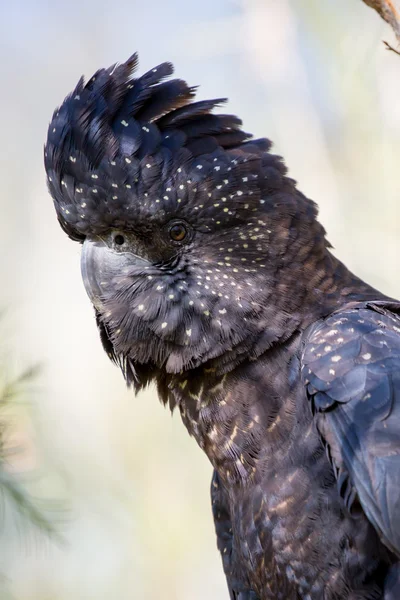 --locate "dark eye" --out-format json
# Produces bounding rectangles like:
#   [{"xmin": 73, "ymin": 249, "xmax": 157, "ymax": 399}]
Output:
[
  {"xmin": 114, "ymin": 234, "xmax": 125, "ymax": 246},
  {"xmin": 169, "ymin": 222, "xmax": 188, "ymax": 243}
]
